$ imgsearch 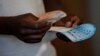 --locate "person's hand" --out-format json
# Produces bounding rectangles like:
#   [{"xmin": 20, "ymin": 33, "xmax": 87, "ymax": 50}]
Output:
[
  {"xmin": 38, "ymin": 10, "xmax": 81, "ymax": 27},
  {"xmin": 53, "ymin": 15, "xmax": 81, "ymax": 27},
  {"xmin": 2, "ymin": 13, "xmax": 51, "ymax": 43}
]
